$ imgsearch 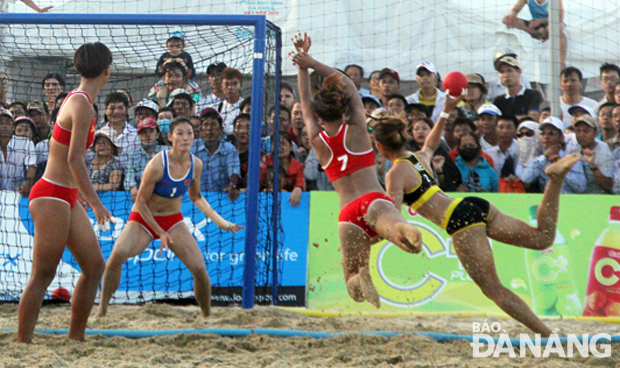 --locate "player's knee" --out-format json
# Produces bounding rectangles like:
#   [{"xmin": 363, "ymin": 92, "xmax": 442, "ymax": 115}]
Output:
[
  {"xmin": 85, "ymin": 258, "xmax": 106, "ymax": 279},
  {"xmin": 31, "ymin": 267, "xmax": 58, "ymax": 286}
]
